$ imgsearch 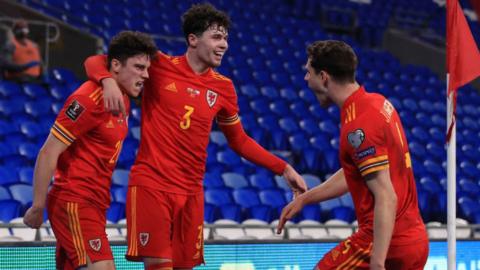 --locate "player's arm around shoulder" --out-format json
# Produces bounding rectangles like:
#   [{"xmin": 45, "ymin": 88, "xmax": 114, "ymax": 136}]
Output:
[{"xmin": 364, "ymin": 169, "xmax": 397, "ymax": 270}]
